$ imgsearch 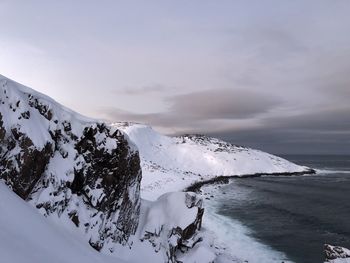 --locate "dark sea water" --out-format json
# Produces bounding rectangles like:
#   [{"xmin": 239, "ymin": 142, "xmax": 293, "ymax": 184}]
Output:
[{"xmin": 217, "ymin": 155, "xmax": 350, "ymax": 263}]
